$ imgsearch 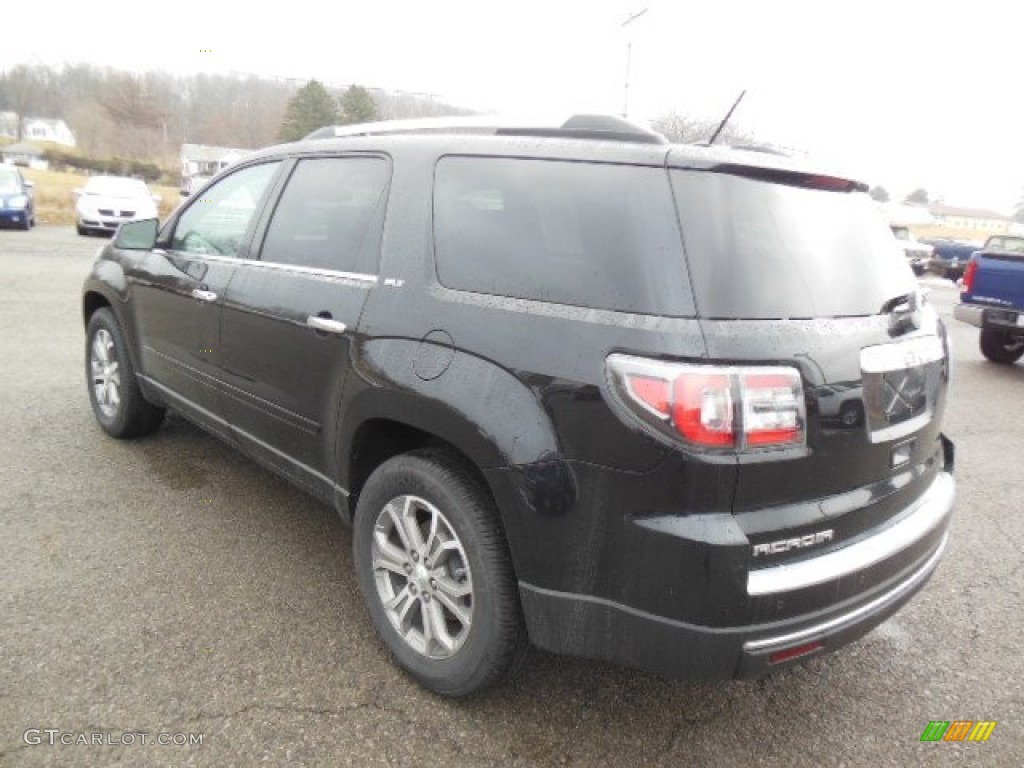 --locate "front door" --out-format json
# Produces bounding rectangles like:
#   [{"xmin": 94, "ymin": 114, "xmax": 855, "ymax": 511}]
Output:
[{"xmin": 128, "ymin": 161, "xmax": 282, "ymax": 437}]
